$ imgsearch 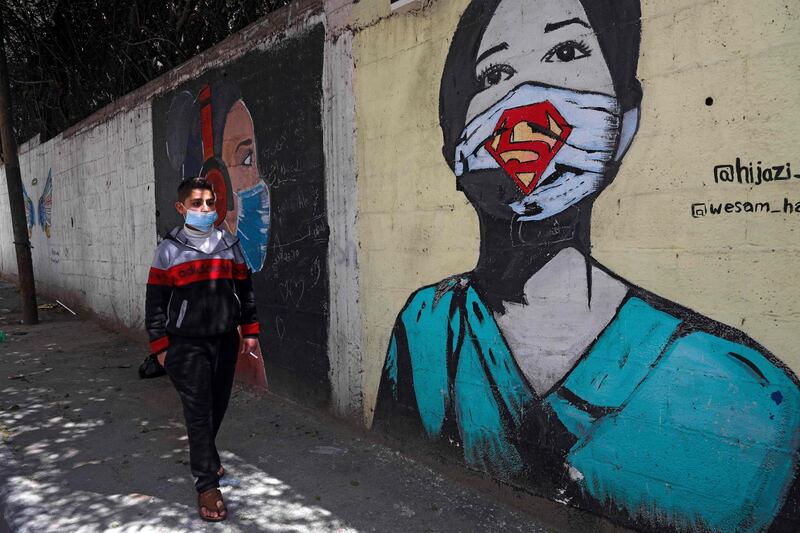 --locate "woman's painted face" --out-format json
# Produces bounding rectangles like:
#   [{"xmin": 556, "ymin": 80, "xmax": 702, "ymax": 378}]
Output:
[
  {"xmin": 467, "ymin": 0, "xmax": 614, "ymax": 124},
  {"xmin": 453, "ymin": 0, "xmax": 627, "ymax": 221},
  {"xmin": 221, "ymin": 99, "xmax": 259, "ymax": 233},
  {"xmin": 220, "ymin": 98, "xmax": 271, "ymax": 273}
]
